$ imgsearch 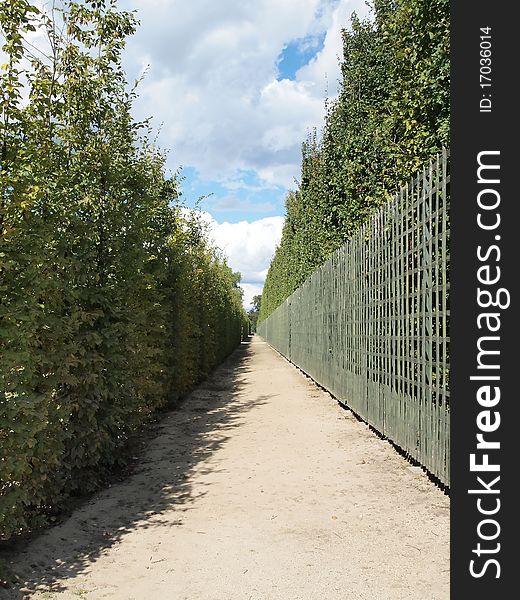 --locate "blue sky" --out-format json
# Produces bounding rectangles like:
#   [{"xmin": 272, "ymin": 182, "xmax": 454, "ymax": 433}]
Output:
[
  {"xmin": 177, "ymin": 31, "xmax": 329, "ymax": 224},
  {"xmin": 115, "ymin": 0, "xmax": 370, "ymax": 306},
  {"xmin": 277, "ymin": 33, "xmax": 326, "ymax": 81},
  {"xmin": 174, "ymin": 32, "xmax": 328, "ymax": 224},
  {"xmin": 20, "ymin": 0, "xmax": 370, "ymax": 306},
  {"xmin": 178, "ymin": 167, "xmax": 286, "ymax": 223}
]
